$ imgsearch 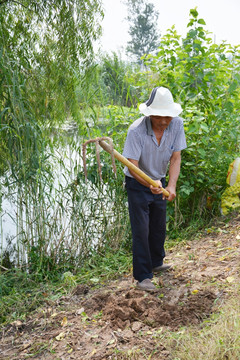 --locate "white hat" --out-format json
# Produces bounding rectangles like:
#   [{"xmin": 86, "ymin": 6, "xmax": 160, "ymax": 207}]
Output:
[{"xmin": 139, "ymin": 87, "xmax": 182, "ymax": 117}]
